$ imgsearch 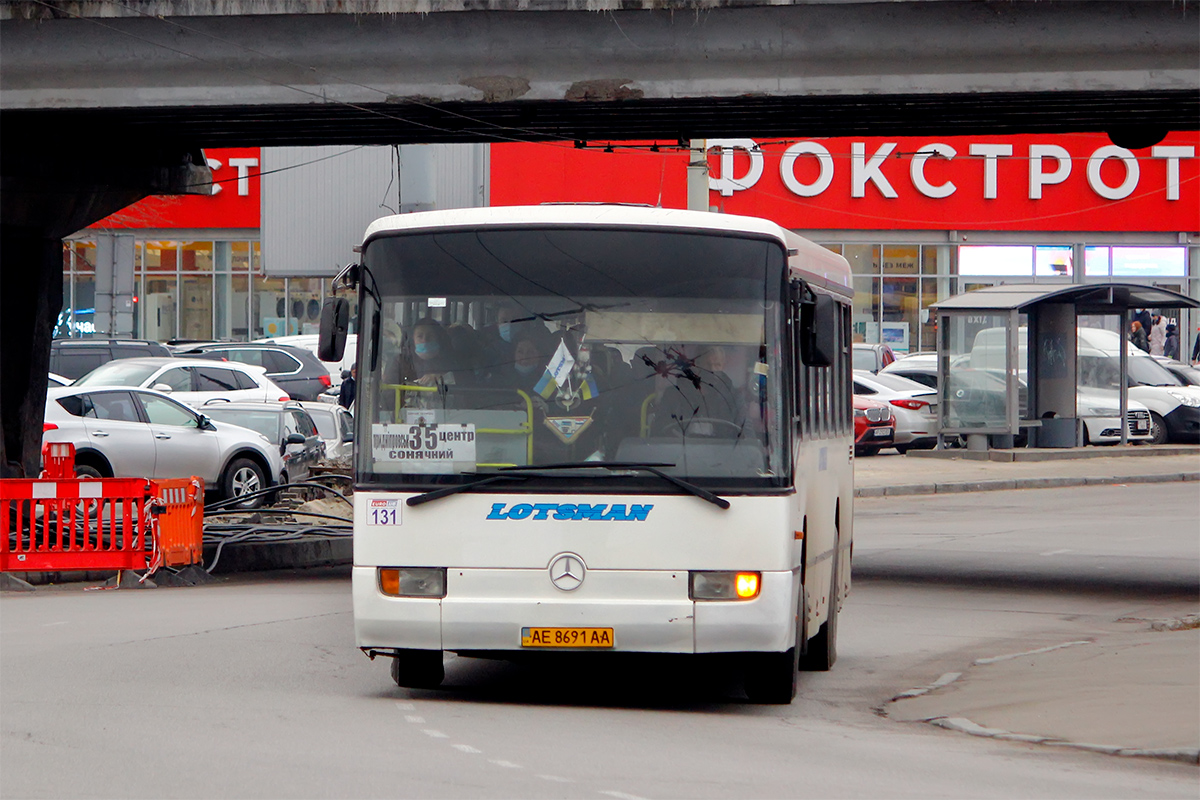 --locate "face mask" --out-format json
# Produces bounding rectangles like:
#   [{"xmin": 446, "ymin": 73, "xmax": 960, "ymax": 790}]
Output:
[
  {"xmin": 415, "ymin": 340, "xmax": 439, "ymax": 359},
  {"xmin": 498, "ymin": 323, "xmax": 513, "ymax": 343},
  {"xmin": 514, "ymin": 361, "xmax": 538, "ymax": 375}
]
